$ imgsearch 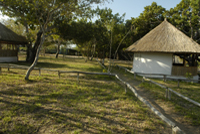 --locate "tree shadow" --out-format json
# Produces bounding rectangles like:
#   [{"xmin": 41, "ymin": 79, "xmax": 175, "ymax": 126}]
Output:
[{"xmin": 0, "ymin": 76, "xmax": 171, "ymax": 133}]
